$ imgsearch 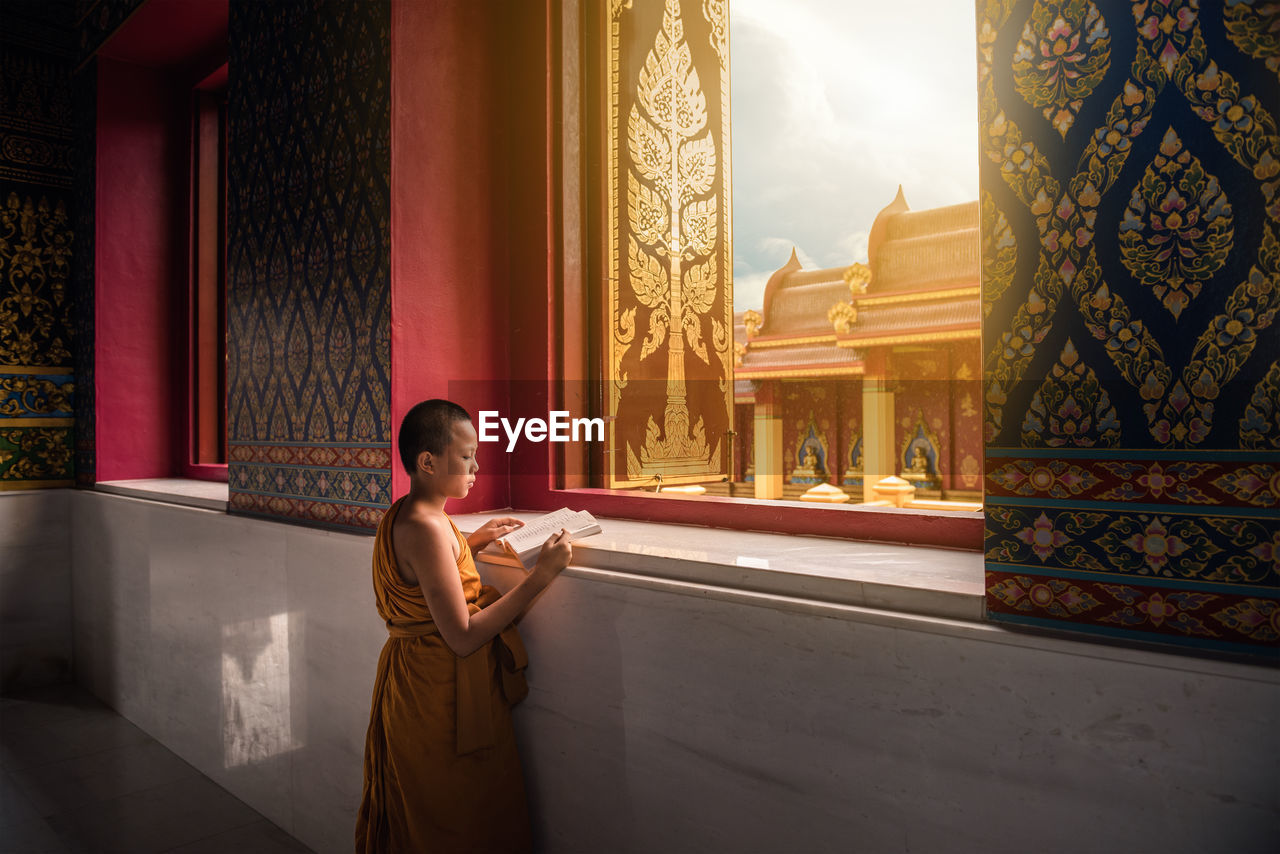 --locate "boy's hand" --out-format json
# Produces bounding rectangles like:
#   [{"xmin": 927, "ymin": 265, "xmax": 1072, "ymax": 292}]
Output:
[
  {"xmin": 468, "ymin": 516, "xmax": 525, "ymax": 550},
  {"xmin": 531, "ymin": 528, "xmax": 572, "ymax": 582}
]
